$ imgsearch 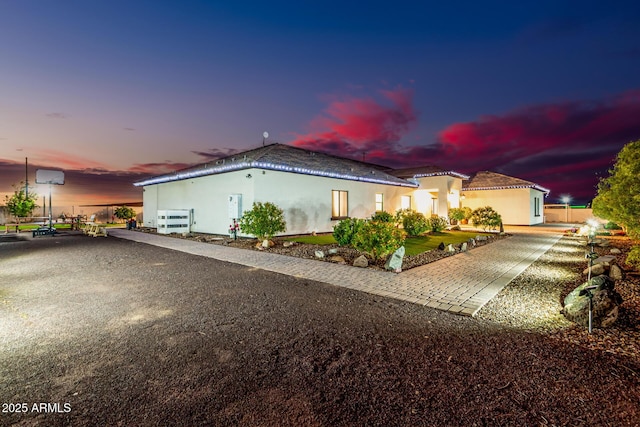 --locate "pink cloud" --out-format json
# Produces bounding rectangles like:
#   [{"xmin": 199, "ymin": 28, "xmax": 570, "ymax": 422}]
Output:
[
  {"xmin": 291, "ymin": 87, "xmax": 417, "ymax": 160},
  {"xmin": 289, "ymin": 88, "xmax": 640, "ymax": 202}
]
